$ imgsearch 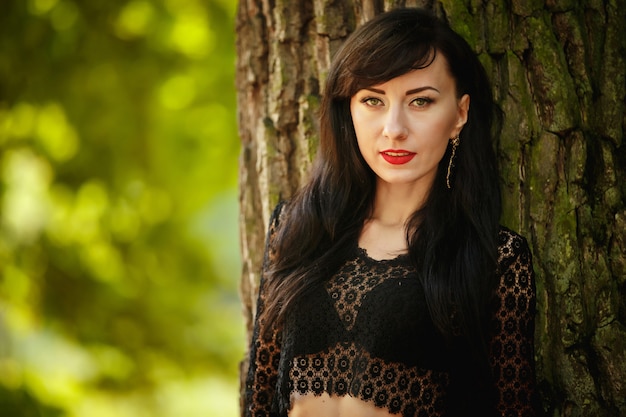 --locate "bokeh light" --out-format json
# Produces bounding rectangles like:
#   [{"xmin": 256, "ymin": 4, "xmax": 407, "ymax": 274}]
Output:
[{"xmin": 0, "ymin": 0, "xmax": 242, "ymax": 416}]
